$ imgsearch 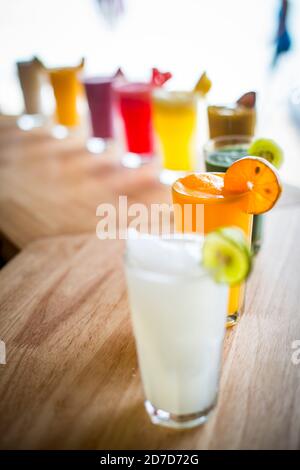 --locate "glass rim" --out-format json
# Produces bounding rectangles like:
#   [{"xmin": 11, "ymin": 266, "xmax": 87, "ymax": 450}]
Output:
[
  {"xmin": 124, "ymin": 234, "xmax": 208, "ymax": 280},
  {"xmin": 16, "ymin": 59, "xmax": 37, "ymax": 67},
  {"xmin": 207, "ymin": 102, "xmax": 237, "ymax": 109},
  {"xmin": 82, "ymin": 76, "xmax": 113, "ymax": 85},
  {"xmin": 48, "ymin": 67, "xmax": 80, "ymax": 75},
  {"xmin": 203, "ymin": 134, "xmax": 253, "ymax": 152},
  {"xmin": 207, "ymin": 102, "xmax": 256, "ymax": 110},
  {"xmin": 112, "ymin": 81, "xmax": 152, "ymax": 92},
  {"xmin": 172, "ymin": 172, "xmax": 249, "ymax": 204},
  {"xmin": 152, "ymin": 88, "xmax": 197, "ymax": 103}
]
